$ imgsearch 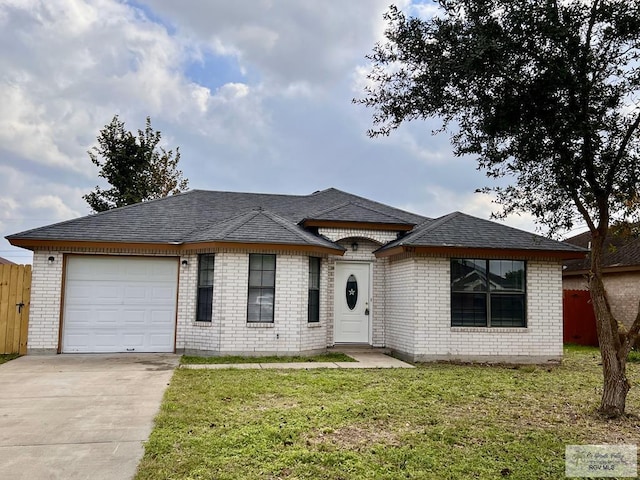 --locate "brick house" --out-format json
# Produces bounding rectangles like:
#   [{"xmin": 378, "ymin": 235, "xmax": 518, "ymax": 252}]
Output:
[
  {"xmin": 563, "ymin": 230, "xmax": 640, "ymax": 330},
  {"xmin": 7, "ymin": 188, "xmax": 584, "ymax": 362}
]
